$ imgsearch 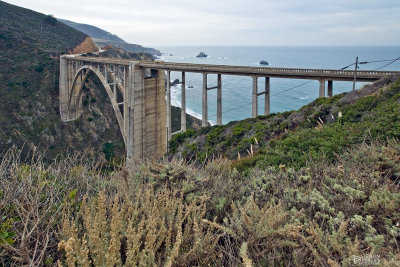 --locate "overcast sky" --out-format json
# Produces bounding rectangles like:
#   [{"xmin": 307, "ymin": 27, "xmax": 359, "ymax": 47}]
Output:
[{"xmin": 4, "ymin": 0, "xmax": 400, "ymax": 46}]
